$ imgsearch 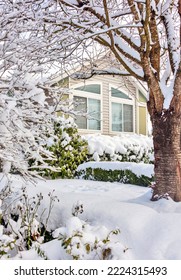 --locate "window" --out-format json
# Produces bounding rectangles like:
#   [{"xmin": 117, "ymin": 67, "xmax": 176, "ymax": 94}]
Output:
[
  {"xmin": 75, "ymin": 84, "xmax": 101, "ymax": 94},
  {"xmin": 73, "ymin": 84, "xmax": 101, "ymax": 131},
  {"xmin": 111, "ymin": 87, "xmax": 133, "ymax": 132},
  {"xmin": 111, "ymin": 87, "xmax": 132, "ymax": 100},
  {"xmin": 138, "ymin": 90, "xmax": 147, "ymax": 103}
]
